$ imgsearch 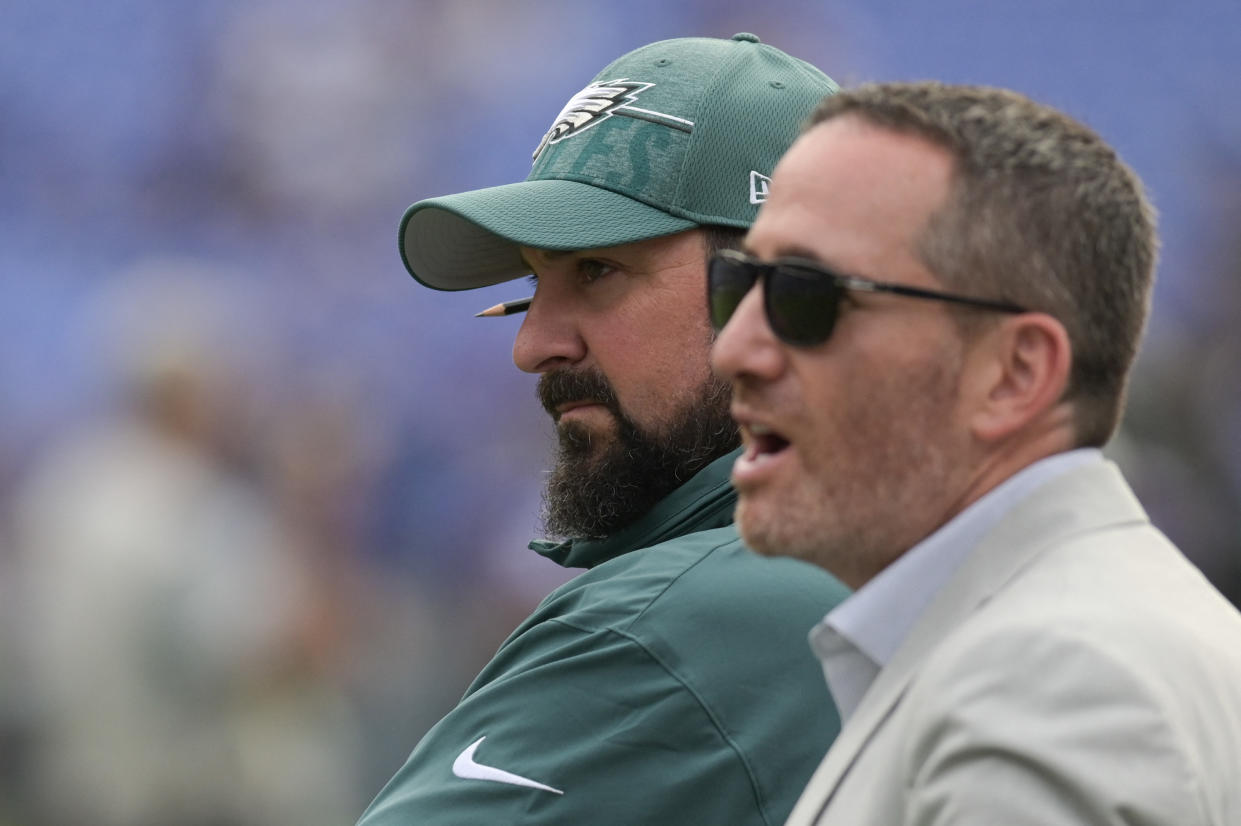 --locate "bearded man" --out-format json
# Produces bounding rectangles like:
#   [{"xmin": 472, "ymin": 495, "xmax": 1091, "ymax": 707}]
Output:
[{"xmin": 358, "ymin": 34, "xmax": 850, "ymax": 826}]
